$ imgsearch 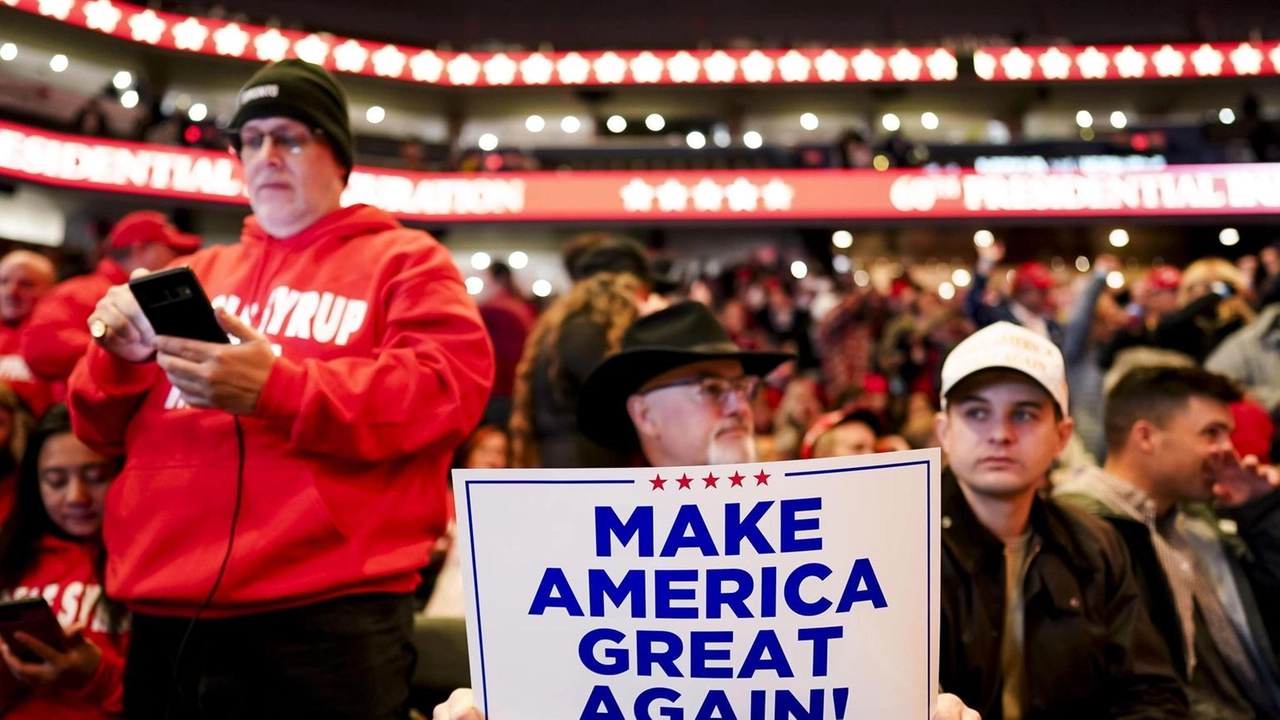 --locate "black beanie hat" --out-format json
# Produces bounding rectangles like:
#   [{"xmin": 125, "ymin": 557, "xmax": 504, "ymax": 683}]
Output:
[{"xmin": 228, "ymin": 59, "xmax": 354, "ymax": 174}]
